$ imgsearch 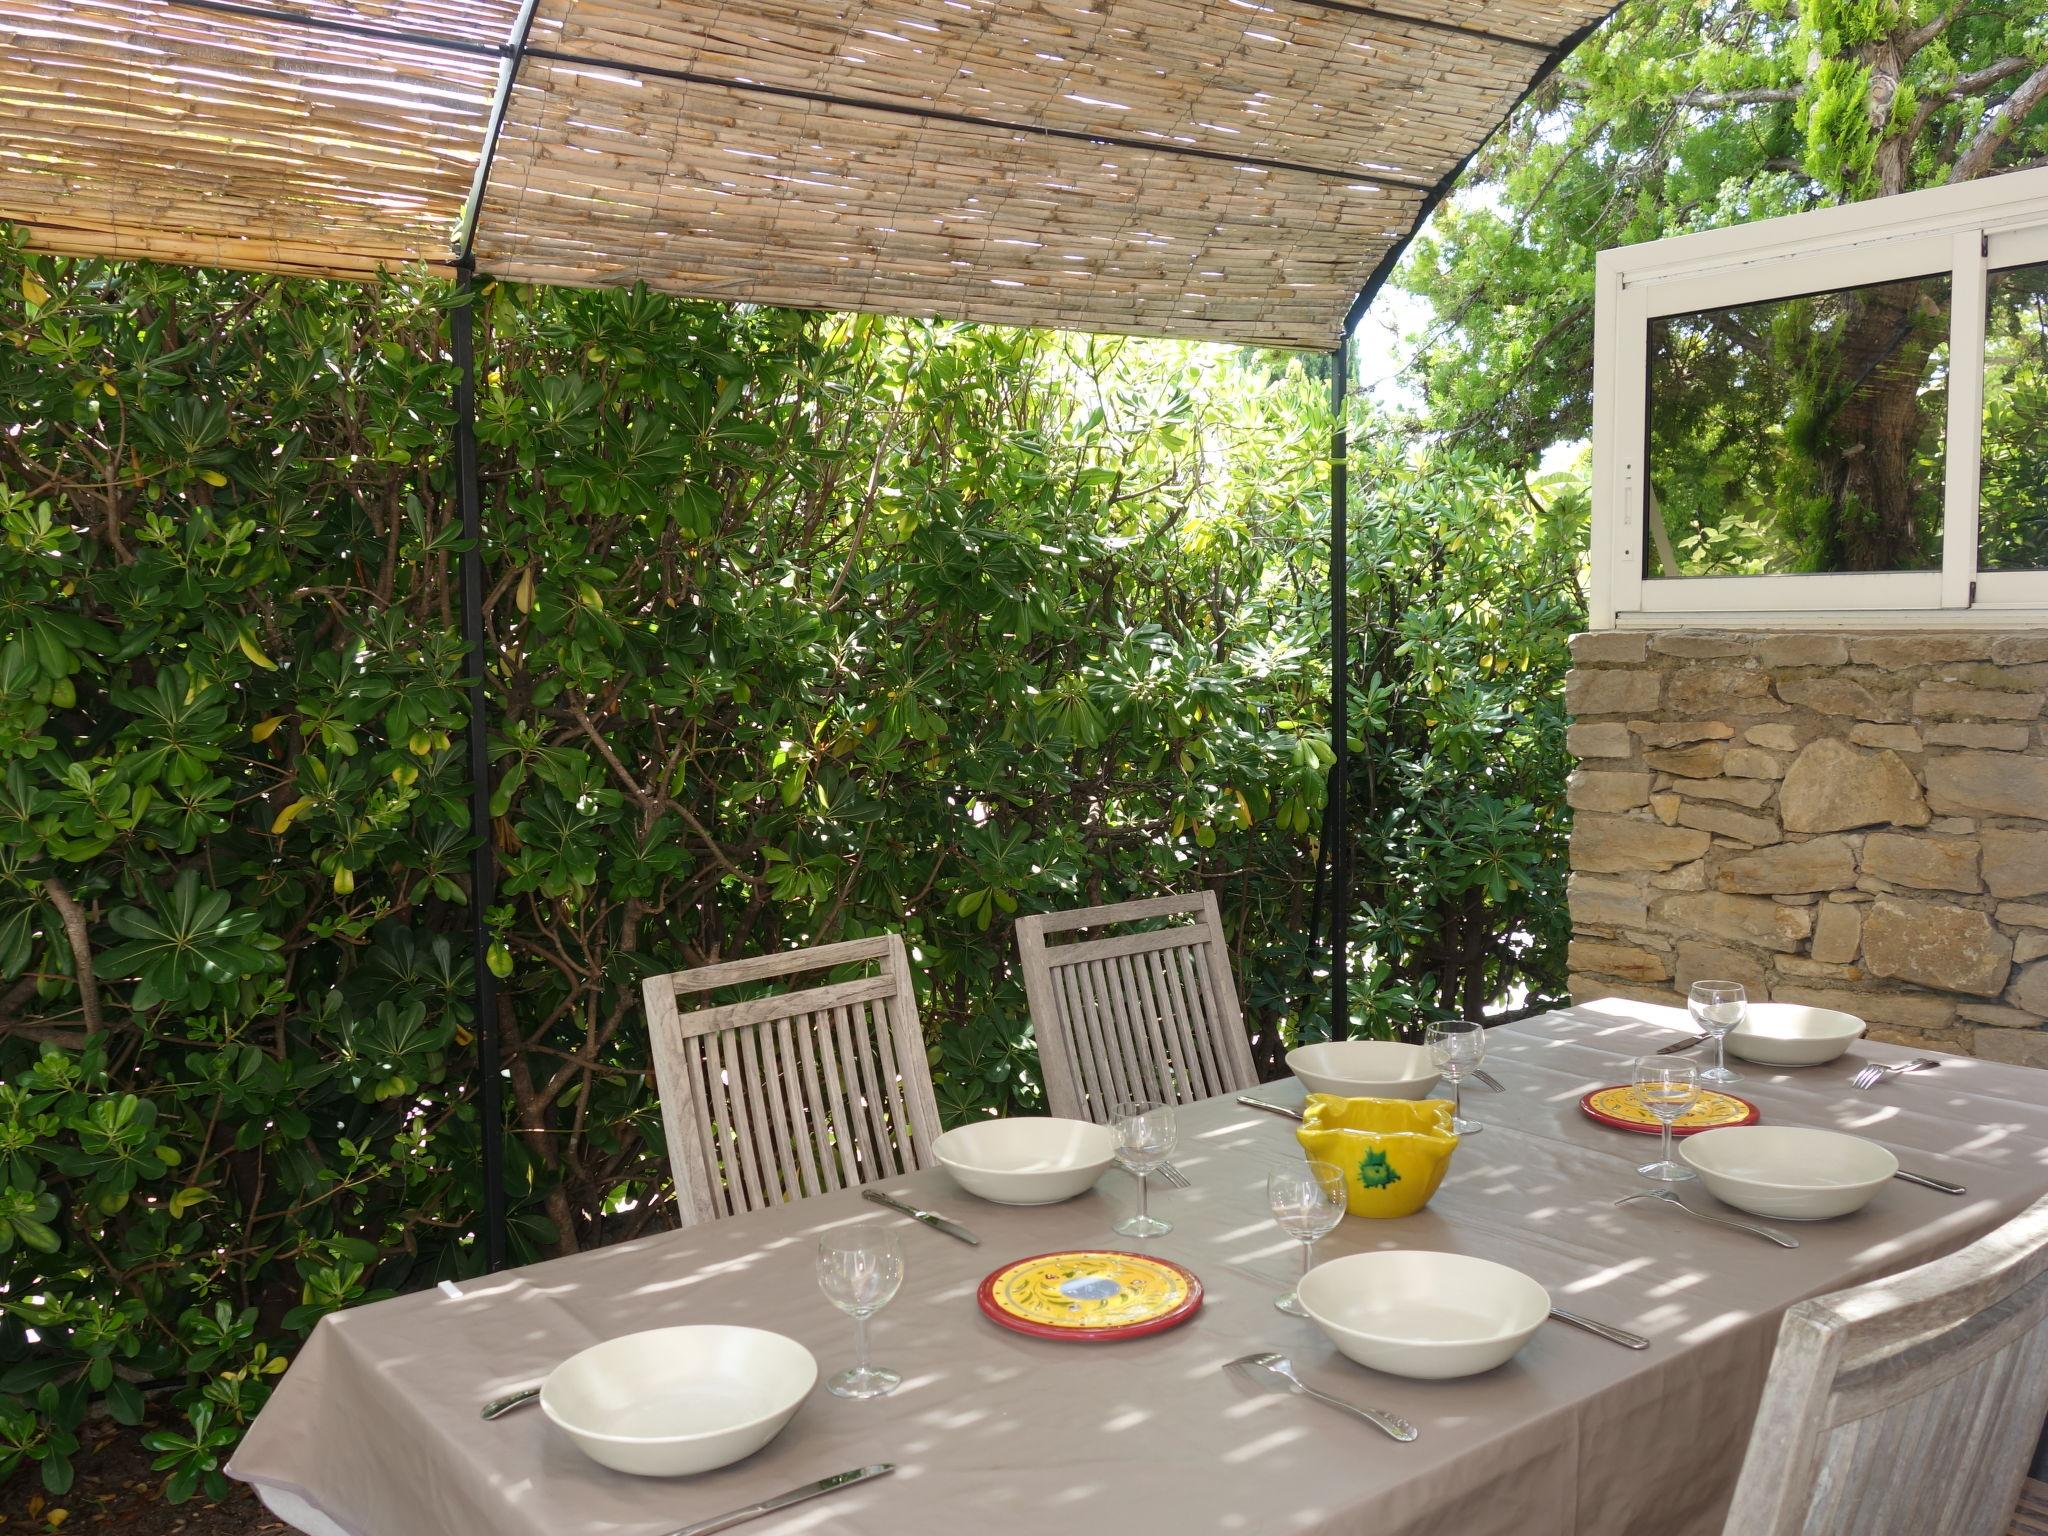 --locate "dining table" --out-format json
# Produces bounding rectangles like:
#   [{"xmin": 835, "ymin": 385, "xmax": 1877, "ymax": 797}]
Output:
[{"xmin": 228, "ymin": 998, "xmax": 2048, "ymax": 1536}]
